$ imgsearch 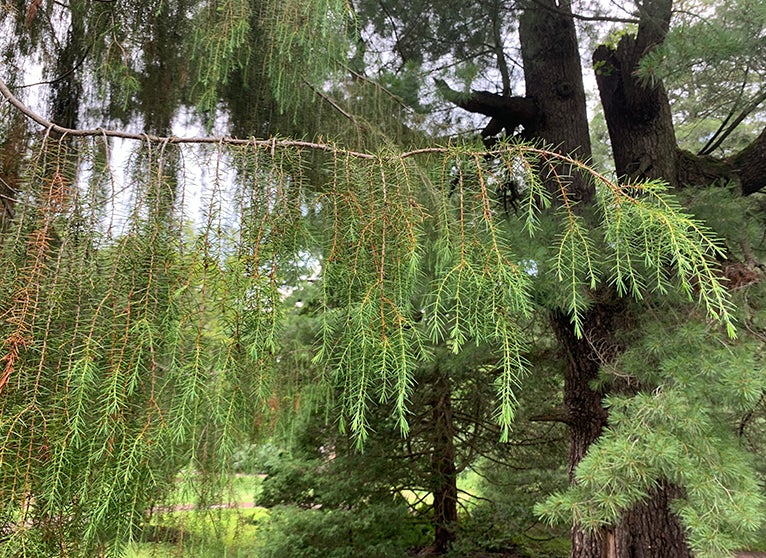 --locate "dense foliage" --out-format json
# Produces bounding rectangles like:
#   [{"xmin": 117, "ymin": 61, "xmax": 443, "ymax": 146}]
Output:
[{"xmin": 0, "ymin": 0, "xmax": 764, "ymax": 557}]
